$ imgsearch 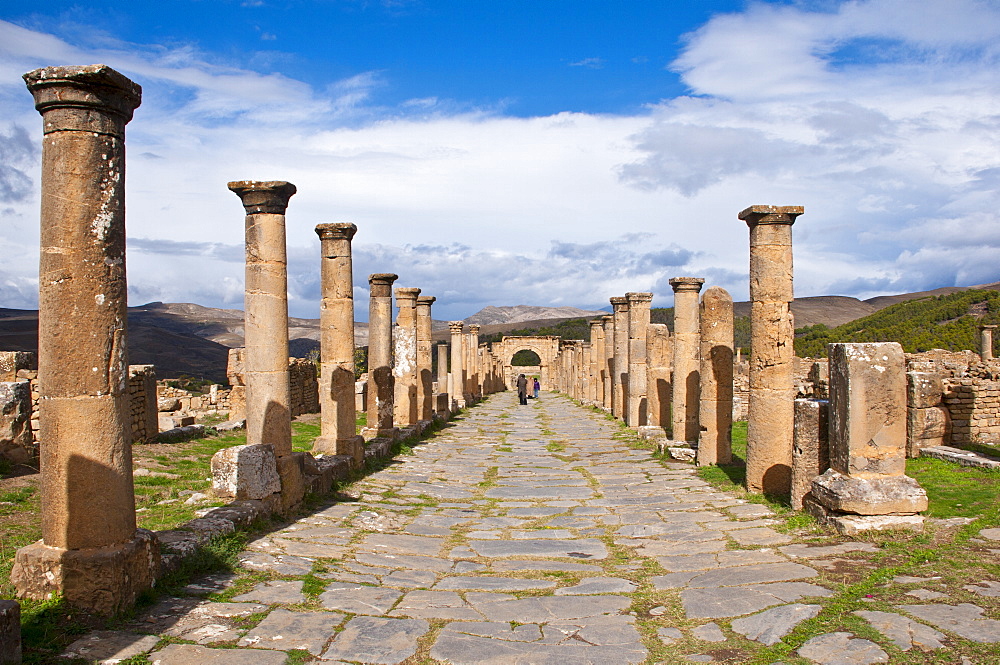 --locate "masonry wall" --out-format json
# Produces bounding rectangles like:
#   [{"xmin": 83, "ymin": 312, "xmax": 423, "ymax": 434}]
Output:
[{"xmin": 942, "ymin": 378, "xmax": 1000, "ymax": 445}]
